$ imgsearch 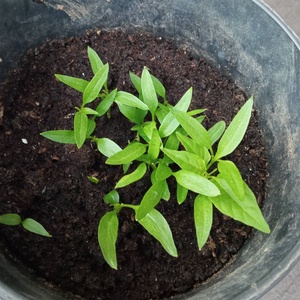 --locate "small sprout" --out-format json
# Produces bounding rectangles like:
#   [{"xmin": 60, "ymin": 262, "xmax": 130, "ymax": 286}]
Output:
[{"xmin": 40, "ymin": 48, "xmax": 269, "ymax": 269}]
